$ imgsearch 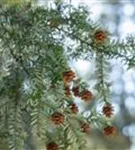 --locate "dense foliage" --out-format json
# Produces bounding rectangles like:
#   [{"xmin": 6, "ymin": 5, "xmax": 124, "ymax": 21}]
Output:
[{"xmin": 0, "ymin": 1, "xmax": 135, "ymax": 150}]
